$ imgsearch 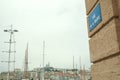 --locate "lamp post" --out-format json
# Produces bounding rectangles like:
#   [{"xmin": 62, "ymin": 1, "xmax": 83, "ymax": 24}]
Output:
[{"xmin": 4, "ymin": 25, "xmax": 18, "ymax": 80}]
